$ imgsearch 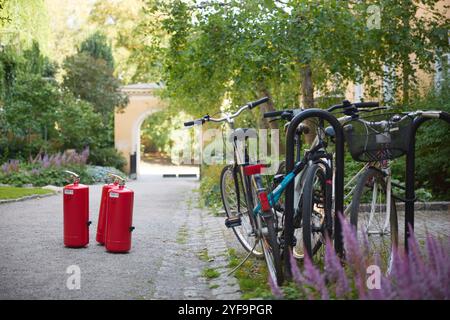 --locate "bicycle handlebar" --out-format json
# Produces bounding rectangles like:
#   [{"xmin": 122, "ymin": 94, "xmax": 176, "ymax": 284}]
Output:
[
  {"xmin": 327, "ymin": 100, "xmax": 379, "ymax": 113},
  {"xmin": 184, "ymin": 97, "xmax": 269, "ymax": 127},
  {"xmin": 248, "ymin": 96, "xmax": 269, "ymax": 109}
]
